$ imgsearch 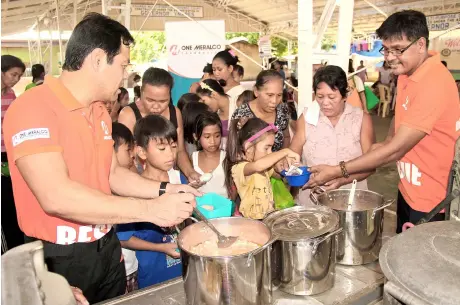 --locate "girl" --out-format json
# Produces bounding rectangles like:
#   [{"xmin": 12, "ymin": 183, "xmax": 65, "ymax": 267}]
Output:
[
  {"xmin": 224, "ymin": 117, "xmax": 300, "ymax": 220},
  {"xmin": 192, "ymin": 112, "xmax": 228, "ymax": 198},
  {"xmin": 182, "ymin": 101, "xmax": 210, "ymax": 156},
  {"xmin": 116, "ymin": 115, "xmax": 184, "ymax": 289},
  {"xmin": 177, "ymin": 92, "xmax": 201, "ymax": 112},
  {"xmin": 196, "ymin": 79, "xmax": 230, "ymax": 148},
  {"xmin": 212, "ymin": 49, "xmax": 245, "ymax": 120}
]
